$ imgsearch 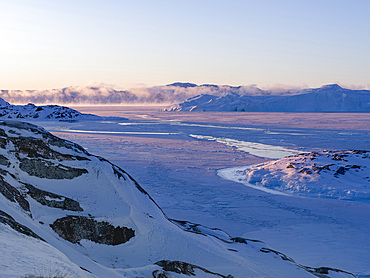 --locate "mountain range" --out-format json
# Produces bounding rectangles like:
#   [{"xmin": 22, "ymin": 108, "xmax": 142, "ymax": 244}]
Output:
[
  {"xmin": 2, "ymin": 83, "xmax": 369, "ymax": 112},
  {"xmin": 165, "ymin": 84, "xmax": 370, "ymax": 112}
]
